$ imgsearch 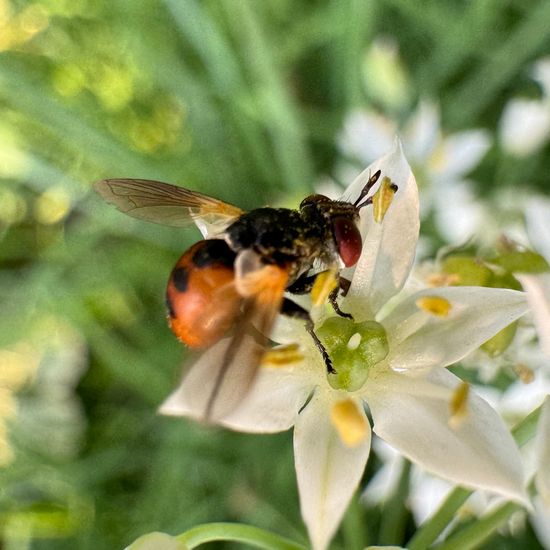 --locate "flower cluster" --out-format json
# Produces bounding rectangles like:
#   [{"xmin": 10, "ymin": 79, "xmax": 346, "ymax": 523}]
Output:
[{"xmin": 161, "ymin": 143, "xmax": 530, "ymax": 550}]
